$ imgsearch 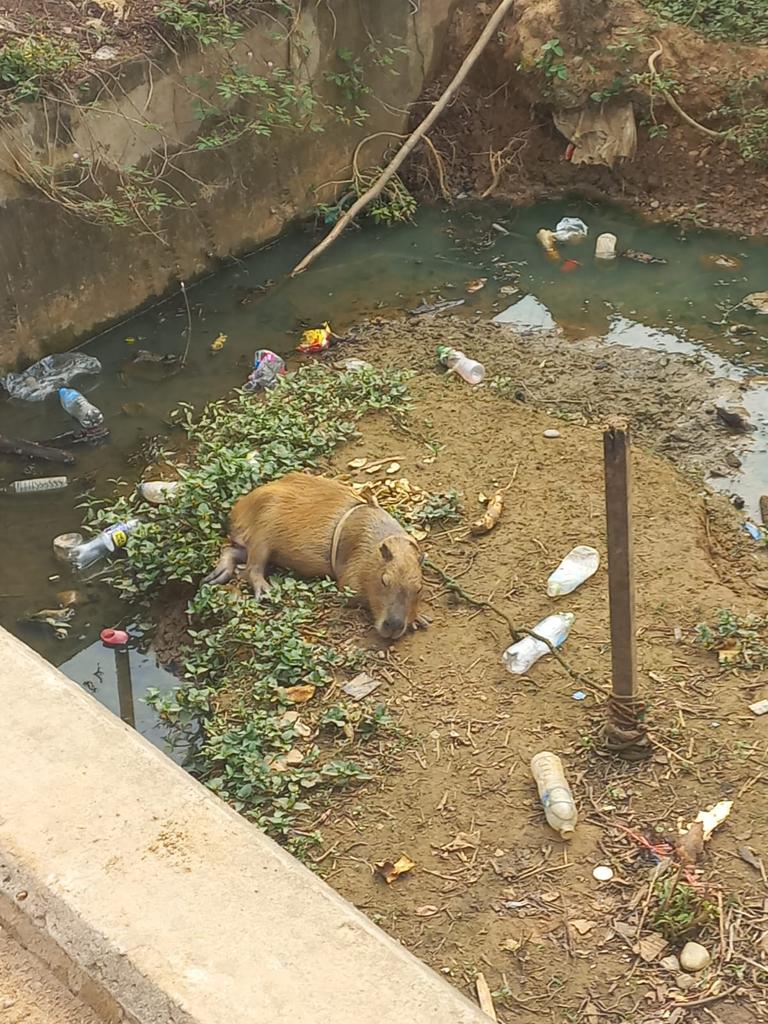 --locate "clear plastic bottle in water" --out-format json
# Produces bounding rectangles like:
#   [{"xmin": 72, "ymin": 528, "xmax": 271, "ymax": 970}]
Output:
[
  {"xmin": 68, "ymin": 518, "xmax": 140, "ymax": 570},
  {"xmin": 530, "ymin": 751, "xmax": 578, "ymax": 838},
  {"xmin": 502, "ymin": 612, "xmax": 574, "ymax": 675},
  {"xmin": 547, "ymin": 546, "xmax": 600, "ymax": 597},
  {"xmin": 436, "ymin": 345, "xmax": 485, "ymax": 385},
  {"xmin": 4, "ymin": 476, "xmax": 68, "ymax": 494},
  {"xmin": 59, "ymin": 387, "xmax": 104, "ymax": 429}
]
